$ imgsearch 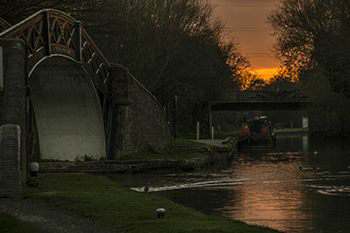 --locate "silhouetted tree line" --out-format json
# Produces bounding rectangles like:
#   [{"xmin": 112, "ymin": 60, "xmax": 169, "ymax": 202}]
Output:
[
  {"xmin": 1, "ymin": 0, "xmax": 247, "ymax": 135},
  {"xmin": 270, "ymin": 0, "xmax": 350, "ymax": 136},
  {"xmin": 270, "ymin": 0, "xmax": 350, "ymax": 97}
]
